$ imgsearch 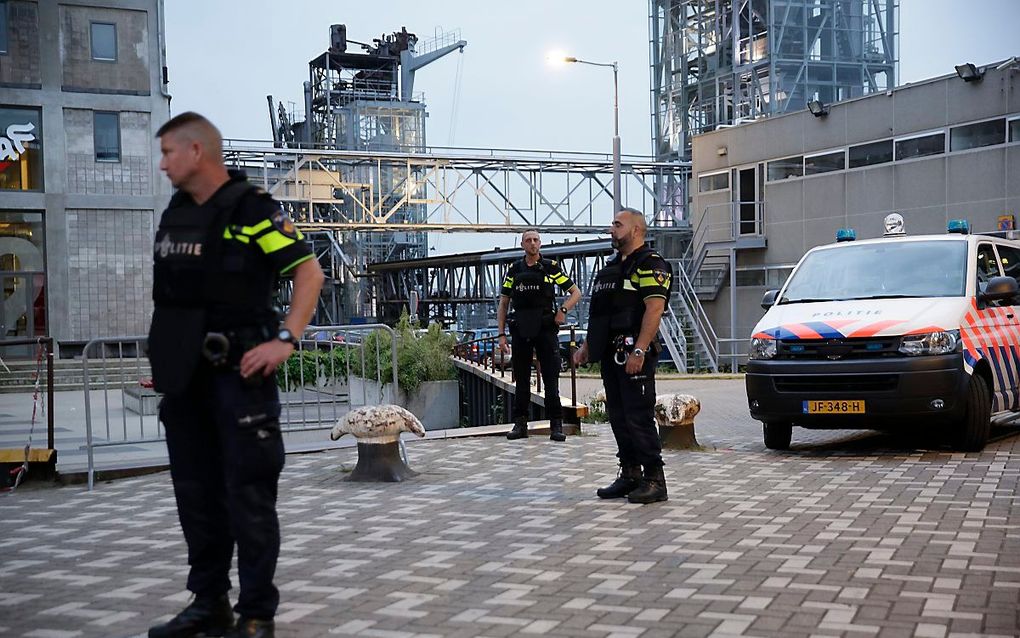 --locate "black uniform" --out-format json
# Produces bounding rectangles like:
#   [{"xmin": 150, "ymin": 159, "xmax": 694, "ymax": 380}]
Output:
[
  {"xmin": 500, "ymin": 257, "xmax": 575, "ymax": 424},
  {"xmin": 148, "ymin": 171, "xmax": 313, "ymax": 621},
  {"xmin": 585, "ymin": 245, "xmax": 672, "ymax": 469}
]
